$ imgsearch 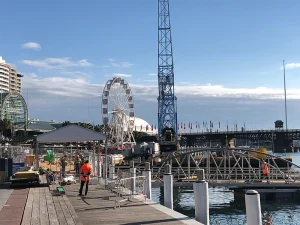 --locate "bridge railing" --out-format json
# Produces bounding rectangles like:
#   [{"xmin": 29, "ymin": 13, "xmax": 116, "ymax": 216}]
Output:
[{"xmin": 150, "ymin": 166, "xmax": 299, "ymax": 183}]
